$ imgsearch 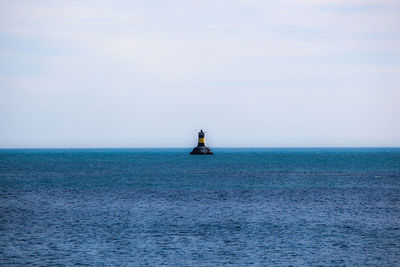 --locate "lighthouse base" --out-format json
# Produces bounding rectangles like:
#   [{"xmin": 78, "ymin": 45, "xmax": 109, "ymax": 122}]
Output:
[{"xmin": 190, "ymin": 146, "xmax": 213, "ymax": 155}]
